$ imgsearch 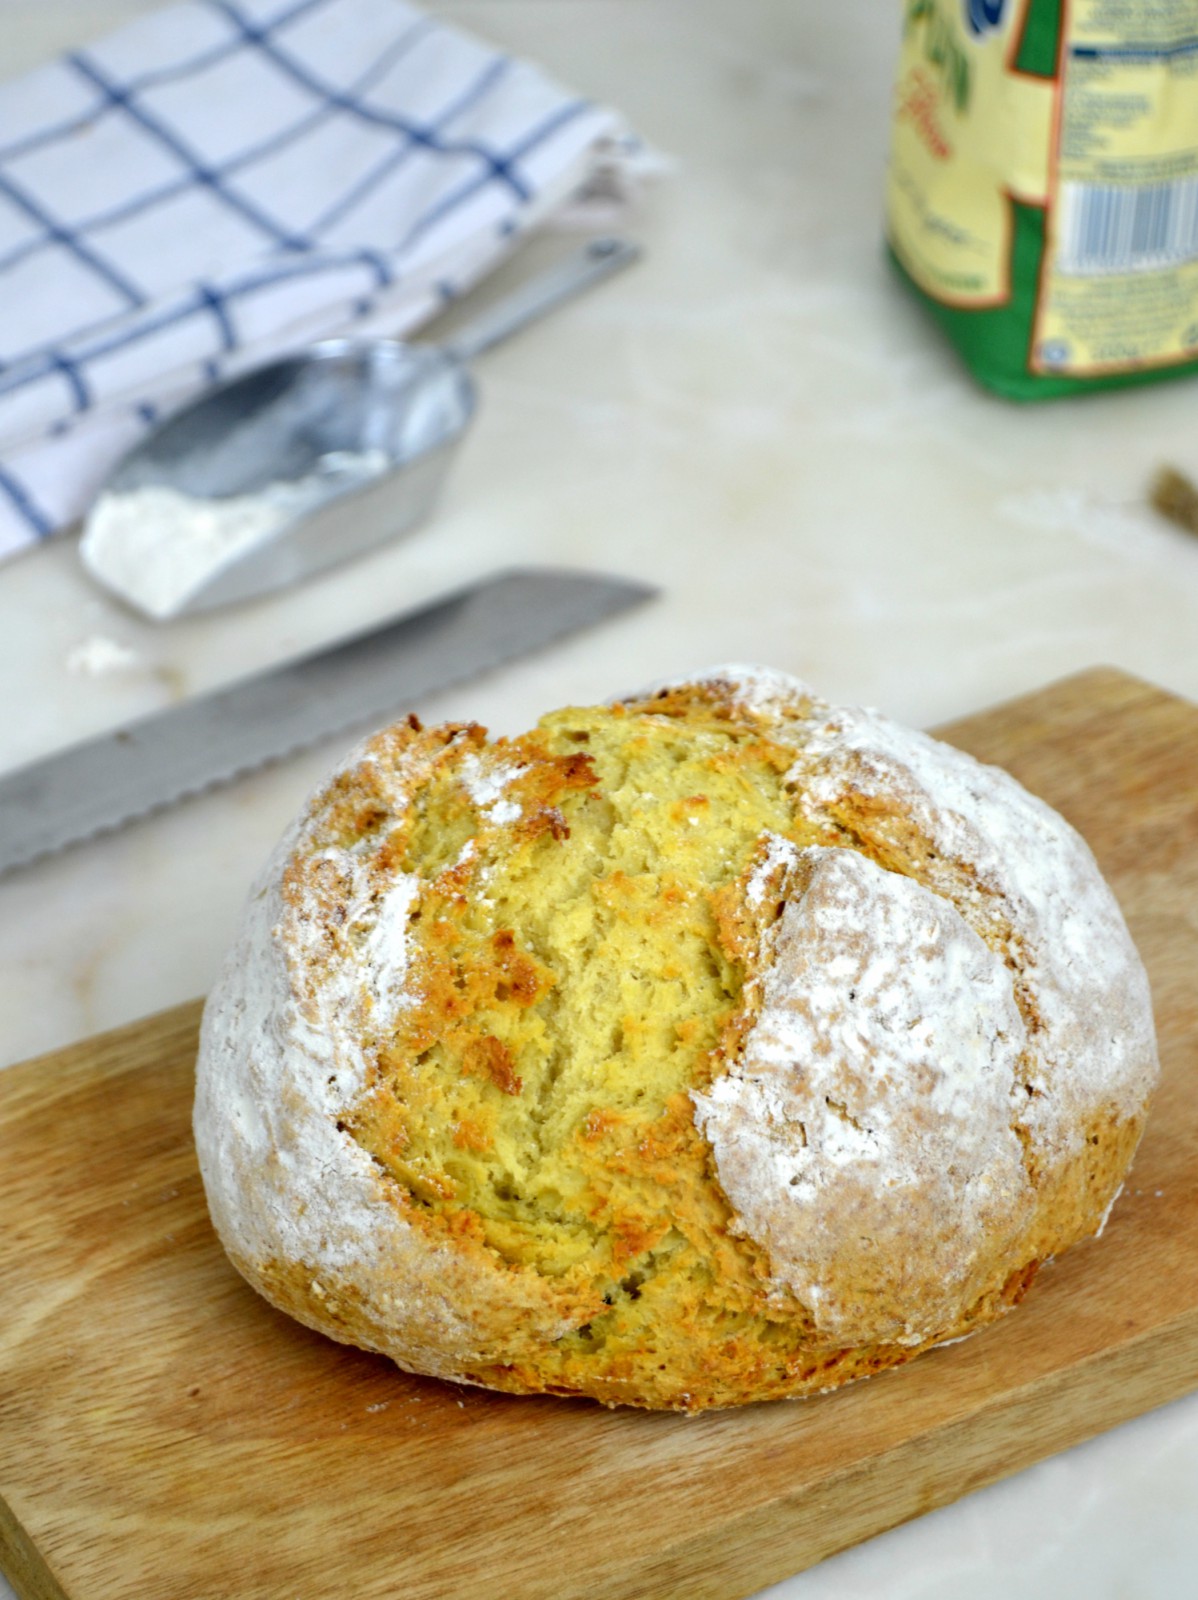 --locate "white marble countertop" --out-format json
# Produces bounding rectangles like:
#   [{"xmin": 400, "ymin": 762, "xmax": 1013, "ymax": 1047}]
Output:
[{"xmin": 2, "ymin": 3, "xmax": 1196, "ymax": 1597}]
